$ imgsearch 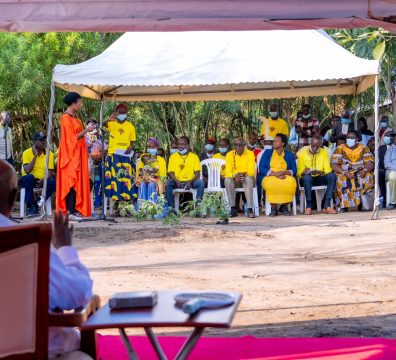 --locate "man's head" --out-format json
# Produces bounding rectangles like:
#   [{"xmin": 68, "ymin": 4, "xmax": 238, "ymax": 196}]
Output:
[
  {"xmin": 341, "ymin": 109, "xmax": 351, "ymax": 120},
  {"xmin": 296, "ymin": 111, "xmax": 303, "ymax": 120},
  {"xmin": 248, "ymin": 133, "xmax": 258, "ymax": 148},
  {"xmin": 204, "ymin": 137, "xmax": 216, "ymax": 153},
  {"xmin": 273, "ymin": 133, "xmax": 288, "ymax": 150},
  {"xmin": 33, "ymin": 131, "xmax": 46, "ymax": 150},
  {"xmin": 0, "ymin": 160, "xmax": 18, "ymax": 217},
  {"xmin": 260, "ymin": 135, "xmax": 274, "ymax": 149},
  {"xmin": 116, "ymin": 104, "xmax": 128, "ymax": 122},
  {"xmin": 332, "ymin": 116, "xmax": 340, "ymax": 127},
  {"xmin": 0, "ymin": 111, "xmax": 9, "ymax": 127},
  {"xmin": 157, "ymin": 148, "xmax": 165, "ymax": 158},
  {"xmin": 178, "ymin": 136, "xmax": 190, "ymax": 155},
  {"xmin": 170, "ymin": 141, "xmax": 178, "ymax": 154},
  {"xmin": 383, "ymin": 130, "xmax": 394, "ymax": 146},
  {"xmin": 234, "ymin": 137, "xmax": 246, "ymax": 155},
  {"xmin": 218, "ymin": 138, "xmax": 230, "ymax": 154},
  {"xmin": 310, "ymin": 135, "xmax": 323, "ymax": 154},
  {"xmin": 380, "ymin": 115, "xmax": 389, "ymax": 129},
  {"xmin": 269, "ymin": 104, "xmax": 278, "ymax": 119},
  {"xmin": 302, "ymin": 104, "xmax": 312, "ymax": 119},
  {"xmin": 141, "ymin": 154, "xmax": 151, "ymax": 165},
  {"xmin": 63, "ymin": 92, "xmax": 82, "ymax": 112}
]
